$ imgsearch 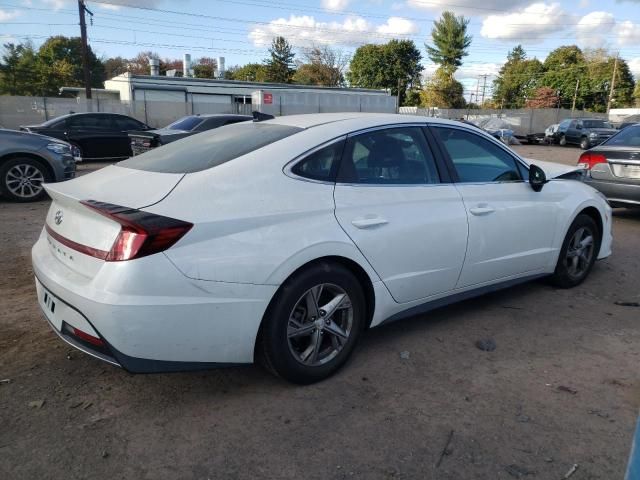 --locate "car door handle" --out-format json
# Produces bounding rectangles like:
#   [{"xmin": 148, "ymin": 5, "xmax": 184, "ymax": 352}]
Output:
[
  {"xmin": 469, "ymin": 205, "xmax": 495, "ymax": 216},
  {"xmin": 351, "ymin": 217, "xmax": 388, "ymax": 229}
]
